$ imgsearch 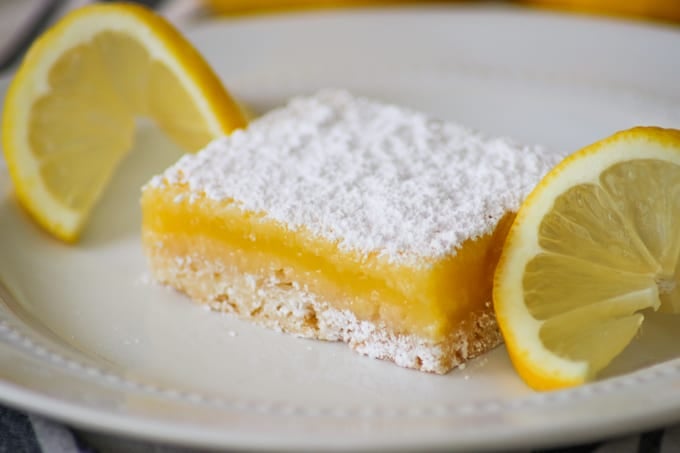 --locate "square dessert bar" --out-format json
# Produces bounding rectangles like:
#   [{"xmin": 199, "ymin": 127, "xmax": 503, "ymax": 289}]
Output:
[{"xmin": 141, "ymin": 90, "xmax": 555, "ymax": 373}]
